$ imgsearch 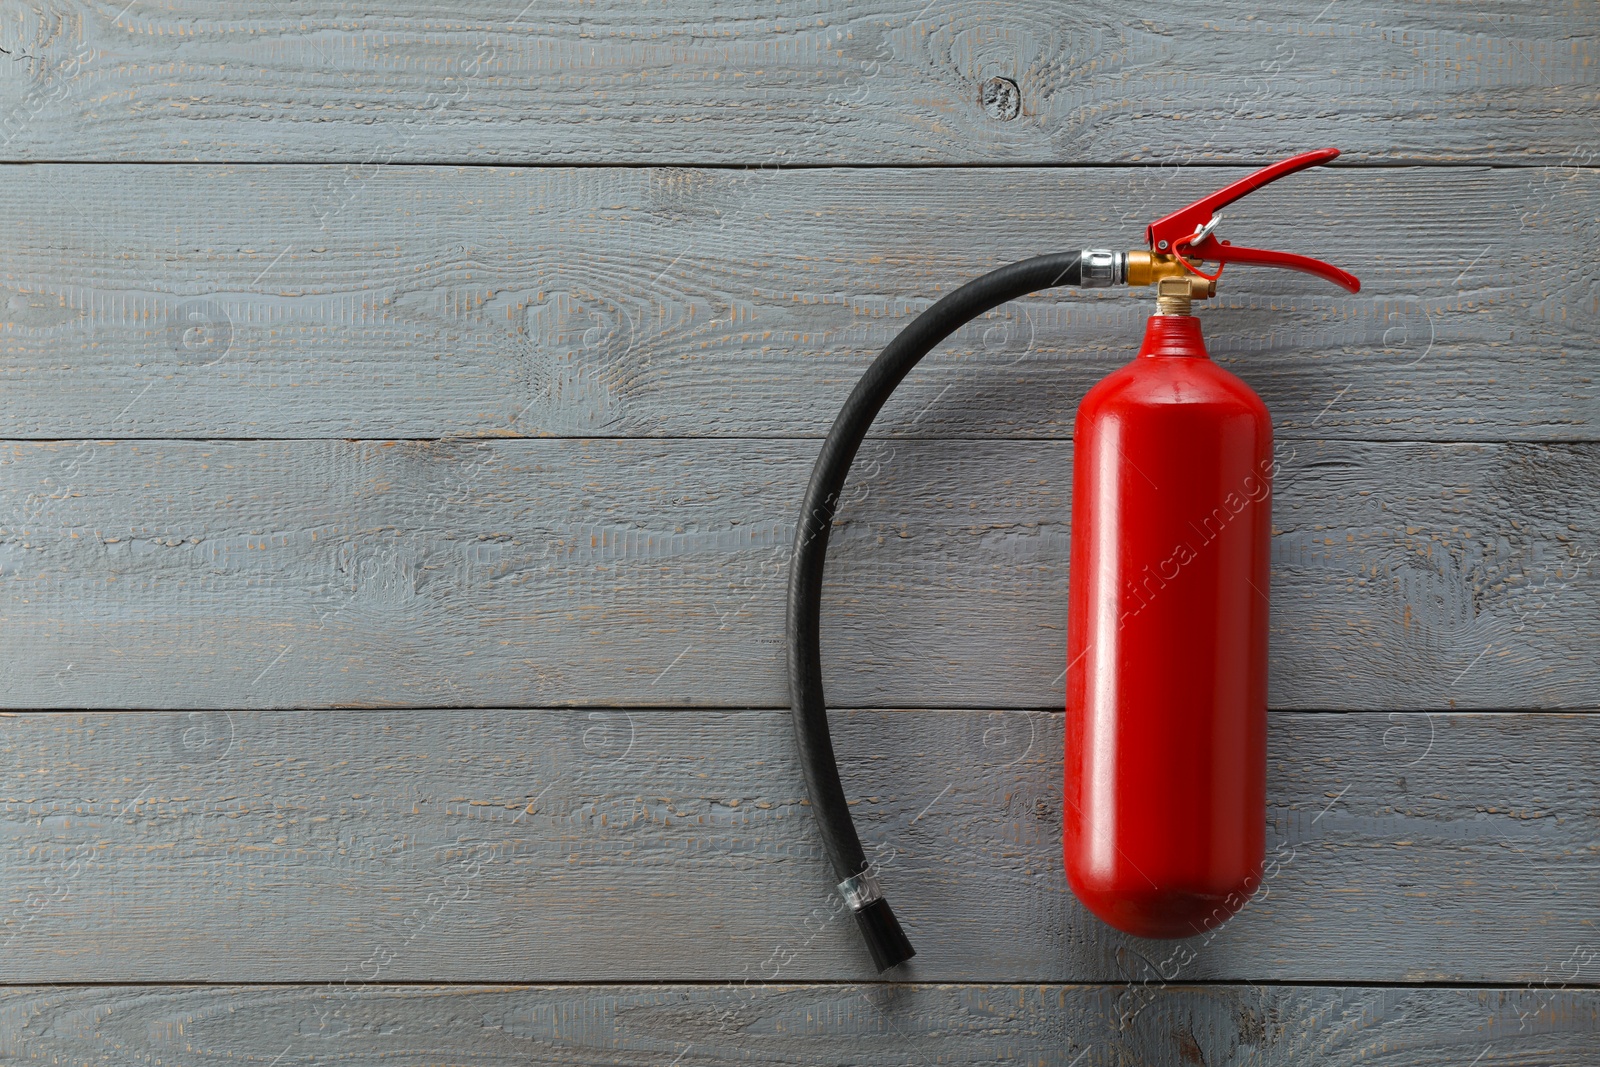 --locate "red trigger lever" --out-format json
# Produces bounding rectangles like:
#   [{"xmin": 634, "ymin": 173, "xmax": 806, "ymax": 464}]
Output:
[{"xmin": 1146, "ymin": 147, "xmax": 1361, "ymax": 293}]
